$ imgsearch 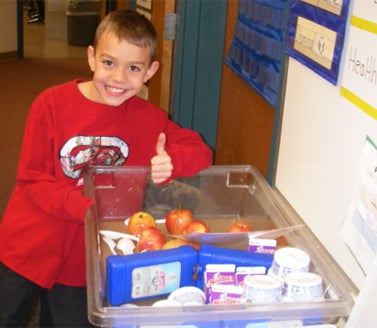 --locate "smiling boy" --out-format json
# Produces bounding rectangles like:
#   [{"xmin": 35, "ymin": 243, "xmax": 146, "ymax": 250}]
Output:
[{"xmin": 0, "ymin": 10, "xmax": 212, "ymax": 327}]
